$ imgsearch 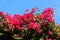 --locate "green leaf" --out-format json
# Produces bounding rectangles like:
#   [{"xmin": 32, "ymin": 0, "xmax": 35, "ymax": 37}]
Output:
[
  {"xmin": 0, "ymin": 33, "xmax": 3, "ymax": 36},
  {"xmin": 39, "ymin": 37, "xmax": 44, "ymax": 40},
  {"xmin": 48, "ymin": 22, "xmax": 55, "ymax": 30},
  {"xmin": 15, "ymin": 37, "xmax": 23, "ymax": 40}
]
